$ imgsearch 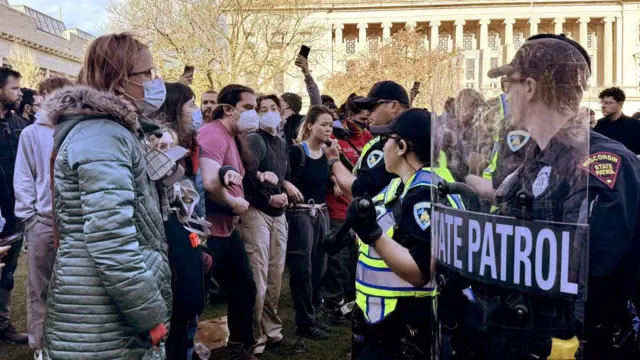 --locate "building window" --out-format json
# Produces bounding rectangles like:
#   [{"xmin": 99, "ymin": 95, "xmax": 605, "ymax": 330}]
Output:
[
  {"xmin": 368, "ymin": 36, "xmax": 380, "ymax": 52},
  {"xmin": 513, "ymin": 33, "xmax": 524, "ymax": 49},
  {"xmin": 438, "ymin": 35, "xmax": 449, "ymax": 51},
  {"xmin": 346, "ymin": 37, "xmax": 356, "ymax": 54},
  {"xmin": 466, "ymin": 58, "xmax": 475, "ymax": 80},
  {"xmin": 274, "ymin": 72, "xmax": 284, "ymax": 93},
  {"xmin": 489, "ymin": 34, "xmax": 499, "ymax": 51},
  {"xmin": 587, "ymin": 32, "xmax": 595, "ymax": 49},
  {"xmin": 490, "ymin": 57, "xmax": 498, "ymax": 69},
  {"xmin": 463, "ymin": 34, "xmax": 473, "ymax": 51}
]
